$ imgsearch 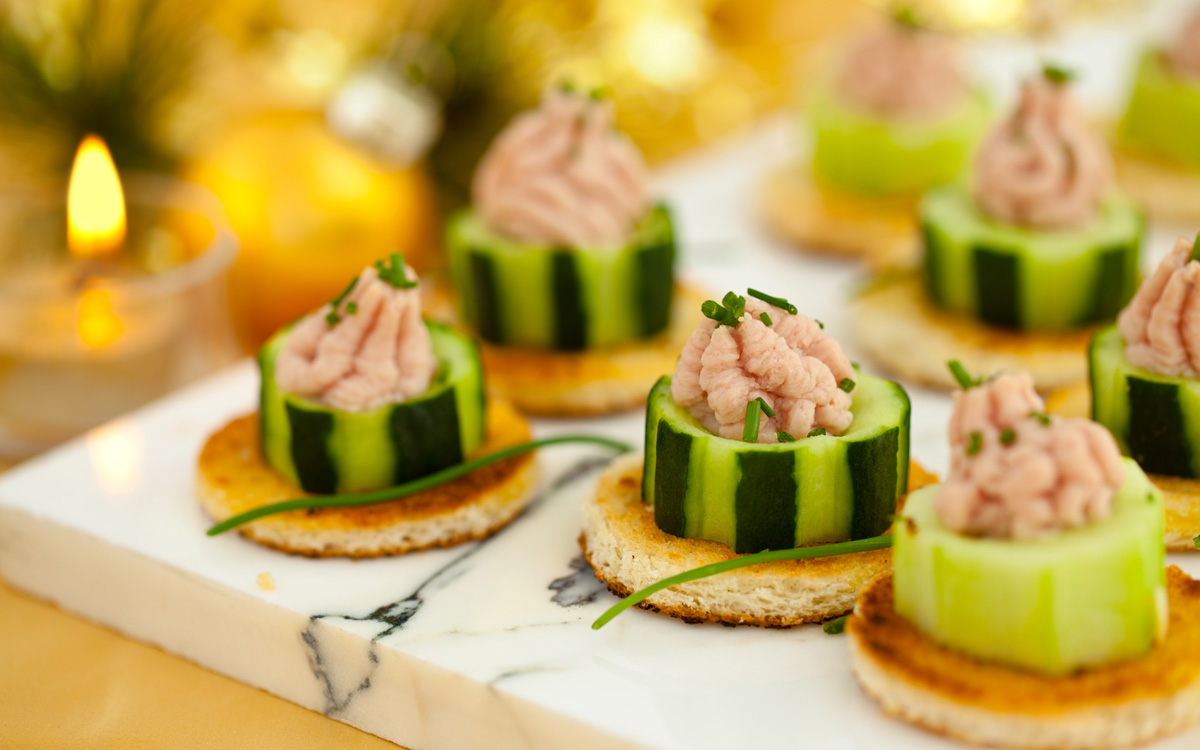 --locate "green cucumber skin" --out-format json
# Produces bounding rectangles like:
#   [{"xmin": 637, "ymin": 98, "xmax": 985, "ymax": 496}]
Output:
[
  {"xmin": 1119, "ymin": 51, "xmax": 1200, "ymax": 172},
  {"xmin": 446, "ymin": 205, "xmax": 676, "ymax": 350},
  {"xmin": 921, "ymin": 188, "xmax": 1144, "ymax": 331},
  {"xmin": 551, "ymin": 251, "xmax": 588, "ymax": 350},
  {"xmin": 286, "ymin": 403, "xmax": 339, "ymax": 494},
  {"xmin": 259, "ymin": 321, "xmax": 486, "ymax": 494},
  {"xmin": 973, "ymin": 246, "xmax": 1021, "ymax": 329},
  {"xmin": 643, "ymin": 373, "xmax": 910, "ymax": 552},
  {"xmin": 893, "ymin": 460, "xmax": 1165, "ymax": 676},
  {"xmin": 734, "ymin": 451, "xmax": 799, "ymax": 553},
  {"xmin": 1089, "ymin": 324, "xmax": 1200, "ymax": 478},
  {"xmin": 653, "ymin": 420, "xmax": 691, "ymax": 539}
]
